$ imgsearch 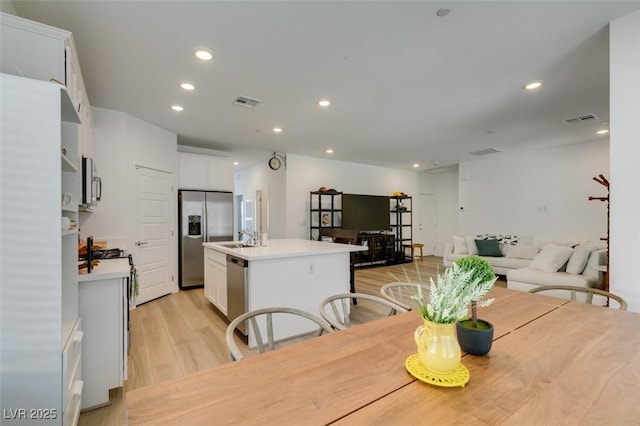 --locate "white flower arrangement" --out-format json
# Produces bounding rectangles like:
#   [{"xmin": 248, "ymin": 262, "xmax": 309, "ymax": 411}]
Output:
[{"xmin": 412, "ymin": 263, "xmax": 496, "ymax": 324}]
